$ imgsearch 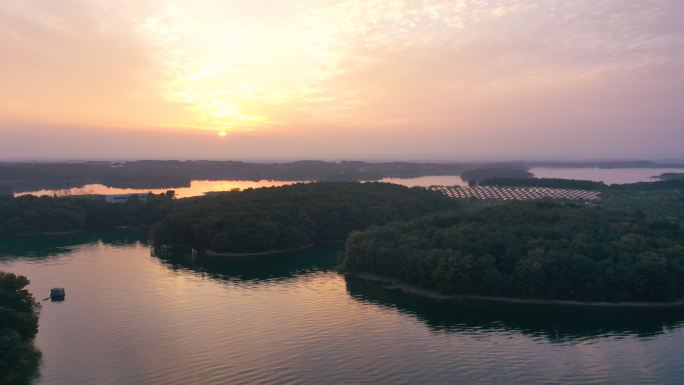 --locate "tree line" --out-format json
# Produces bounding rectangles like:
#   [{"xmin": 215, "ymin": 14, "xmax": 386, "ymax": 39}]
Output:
[
  {"xmin": 0, "ymin": 193, "xmax": 174, "ymax": 235},
  {"xmin": 659, "ymin": 173, "xmax": 684, "ymax": 181},
  {"xmin": 152, "ymin": 182, "xmax": 459, "ymax": 253},
  {"xmin": 480, "ymin": 177, "xmax": 607, "ymax": 190},
  {"xmin": 0, "ymin": 183, "xmax": 11, "ymax": 197},
  {"xmin": 0, "ymin": 182, "xmax": 457, "ymax": 249},
  {"xmin": 343, "ymin": 201, "xmax": 684, "ymax": 302},
  {"xmin": 0, "ymin": 160, "xmax": 487, "ymax": 193},
  {"xmin": 0, "ymin": 271, "xmax": 41, "ymax": 384},
  {"xmin": 3, "ymin": 181, "xmax": 684, "ymax": 303}
]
